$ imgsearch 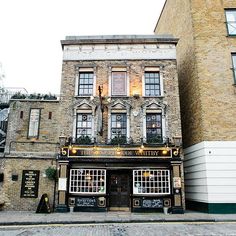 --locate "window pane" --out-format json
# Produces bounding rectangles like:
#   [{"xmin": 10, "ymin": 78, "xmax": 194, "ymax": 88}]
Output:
[
  {"xmin": 146, "ymin": 113, "xmax": 162, "ymax": 143},
  {"xmin": 76, "ymin": 114, "xmax": 92, "ymax": 139},
  {"xmin": 226, "ymin": 10, "xmax": 236, "ymax": 35},
  {"xmin": 145, "ymin": 72, "xmax": 161, "ymax": 96},
  {"xmin": 111, "ymin": 113, "xmax": 127, "ymax": 140},
  {"xmin": 69, "ymin": 169, "xmax": 106, "ymax": 194},
  {"xmin": 133, "ymin": 169, "xmax": 170, "ymax": 195},
  {"xmin": 78, "ymin": 72, "xmax": 94, "ymax": 96},
  {"xmin": 28, "ymin": 109, "xmax": 40, "ymax": 138}
]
